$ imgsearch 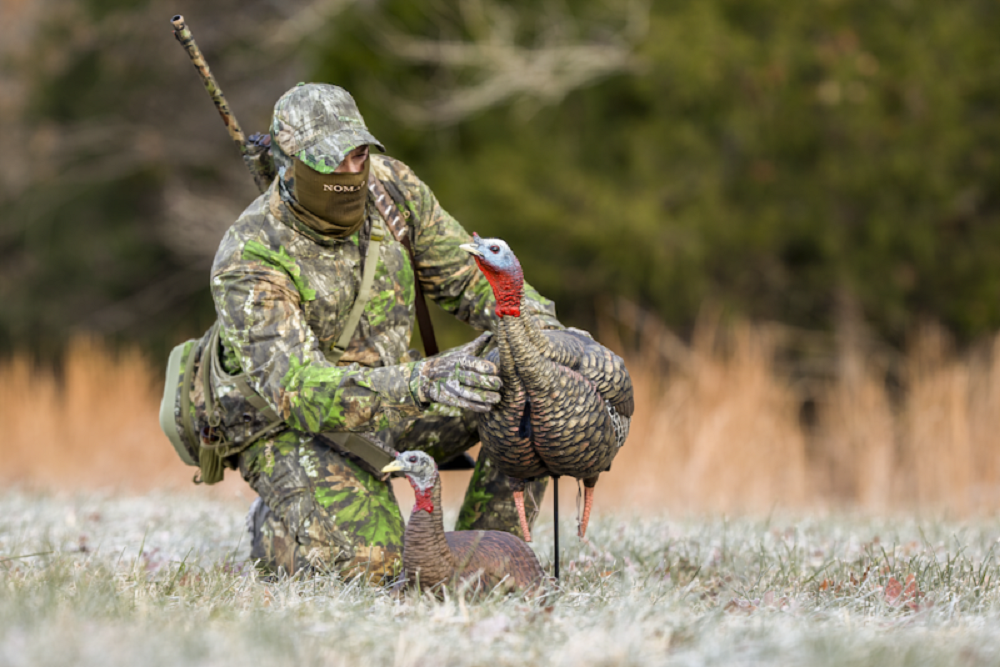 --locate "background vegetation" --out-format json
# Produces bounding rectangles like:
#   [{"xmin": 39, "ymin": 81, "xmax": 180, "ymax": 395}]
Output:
[
  {"xmin": 3, "ymin": 0, "xmax": 1000, "ymax": 514},
  {"xmin": 4, "ymin": 0, "xmax": 1000, "ymax": 359}
]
